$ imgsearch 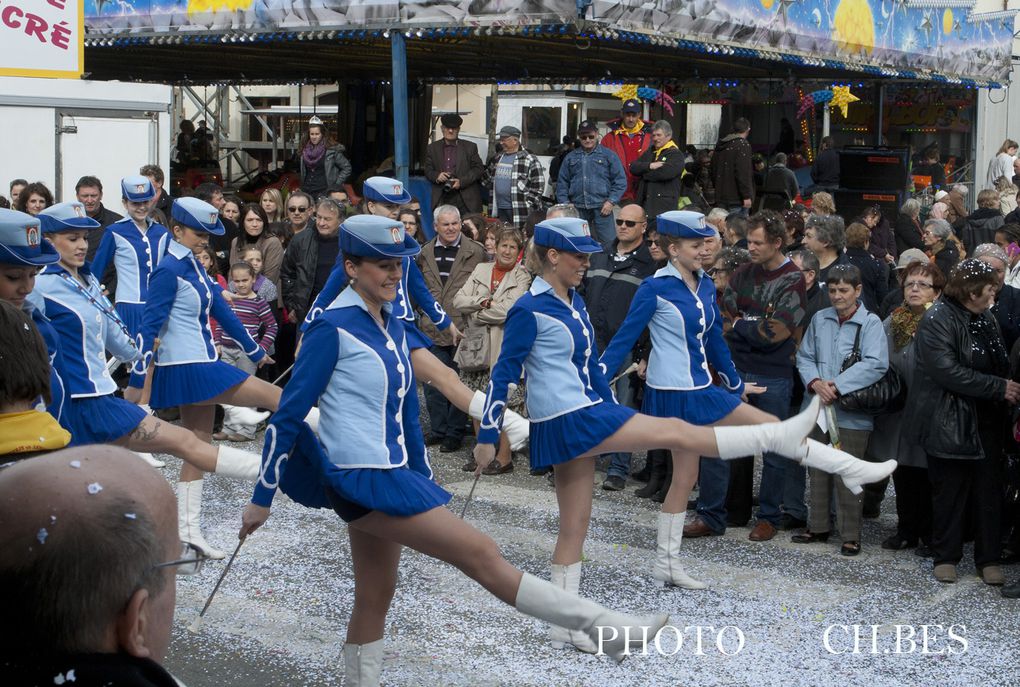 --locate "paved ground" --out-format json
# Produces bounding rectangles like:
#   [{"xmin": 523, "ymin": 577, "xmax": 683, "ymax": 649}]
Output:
[{"xmin": 160, "ymin": 435, "xmax": 1020, "ymax": 687}]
